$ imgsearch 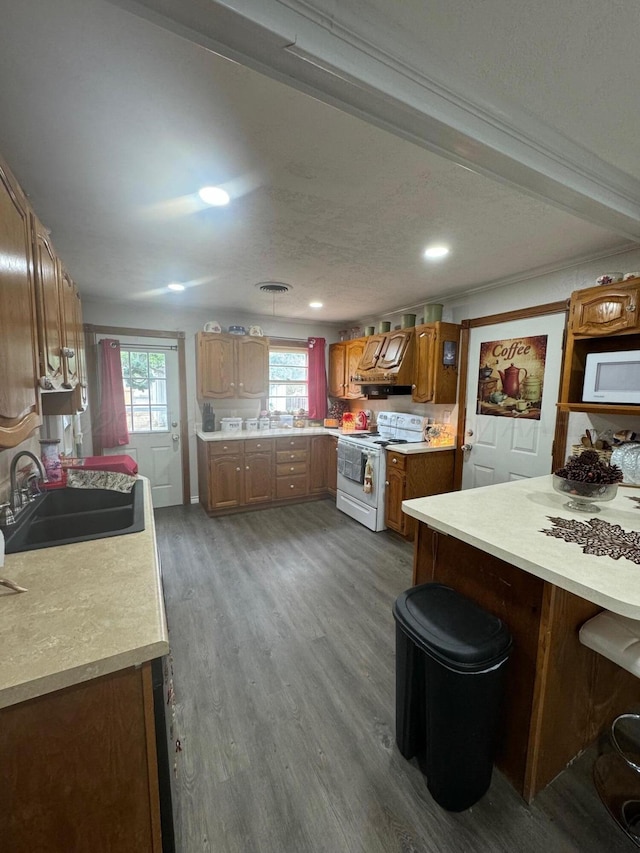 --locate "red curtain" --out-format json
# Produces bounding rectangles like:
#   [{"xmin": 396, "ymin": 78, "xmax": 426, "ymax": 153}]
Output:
[
  {"xmin": 307, "ymin": 337, "xmax": 328, "ymax": 420},
  {"xmin": 98, "ymin": 338, "xmax": 130, "ymax": 448}
]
